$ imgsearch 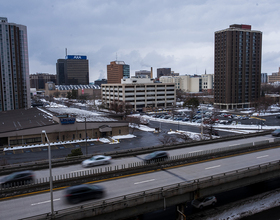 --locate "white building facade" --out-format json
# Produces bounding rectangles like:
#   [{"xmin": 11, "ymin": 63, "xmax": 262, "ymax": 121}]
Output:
[
  {"xmin": 101, "ymin": 78, "xmax": 176, "ymax": 111},
  {"xmin": 159, "ymin": 74, "xmax": 213, "ymax": 93}
]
